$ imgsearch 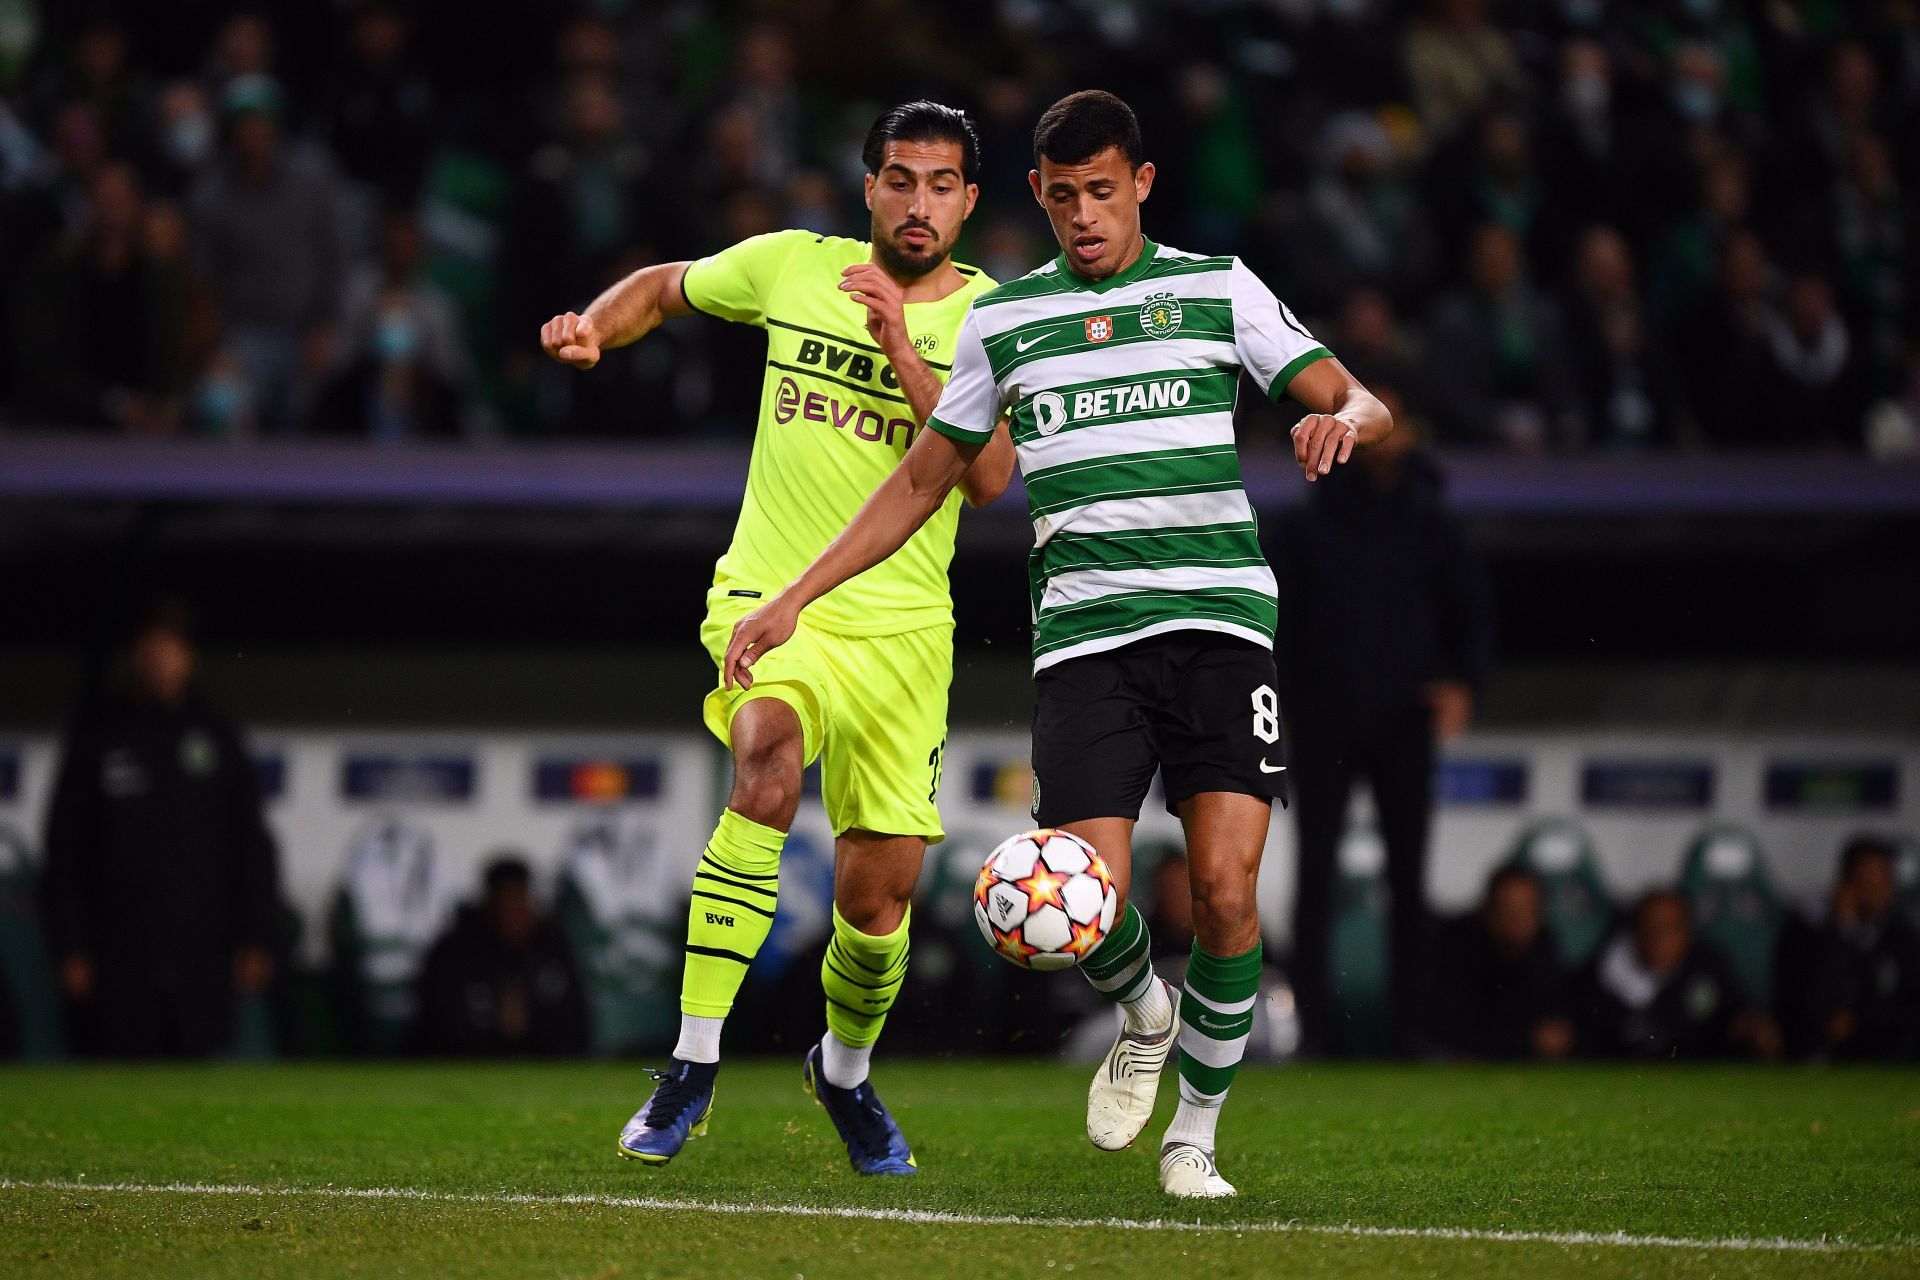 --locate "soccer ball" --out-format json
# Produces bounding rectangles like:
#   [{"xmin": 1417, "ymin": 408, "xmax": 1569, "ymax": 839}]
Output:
[{"xmin": 972, "ymin": 829, "xmax": 1118, "ymax": 971}]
